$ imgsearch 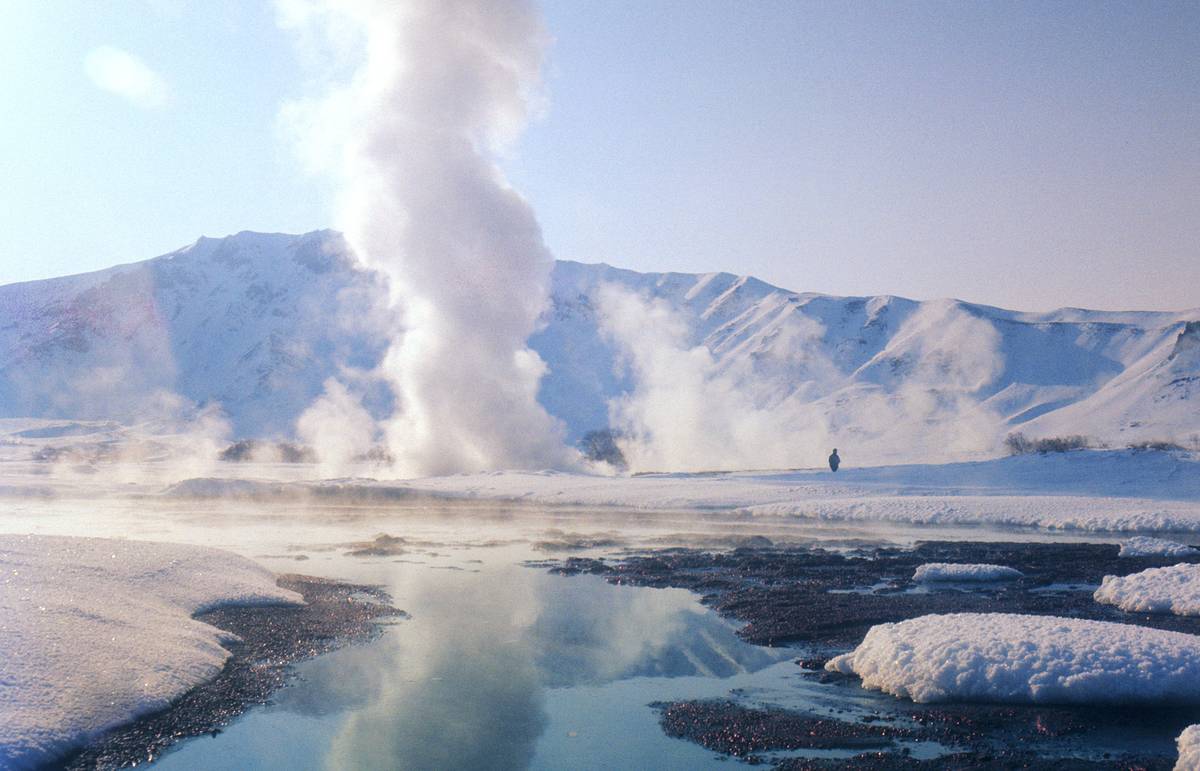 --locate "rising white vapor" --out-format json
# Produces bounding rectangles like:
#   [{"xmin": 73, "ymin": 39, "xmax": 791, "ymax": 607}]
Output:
[
  {"xmin": 598, "ymin": 285, "xmax": 1006, "ymax": 471},
  {"xmin": 280, "ymin": 0, "xmax": 575, "ymax": 476},
  {"xmin": 84, "ymin": 46, "xmax": 169, "ymax": 109}
]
